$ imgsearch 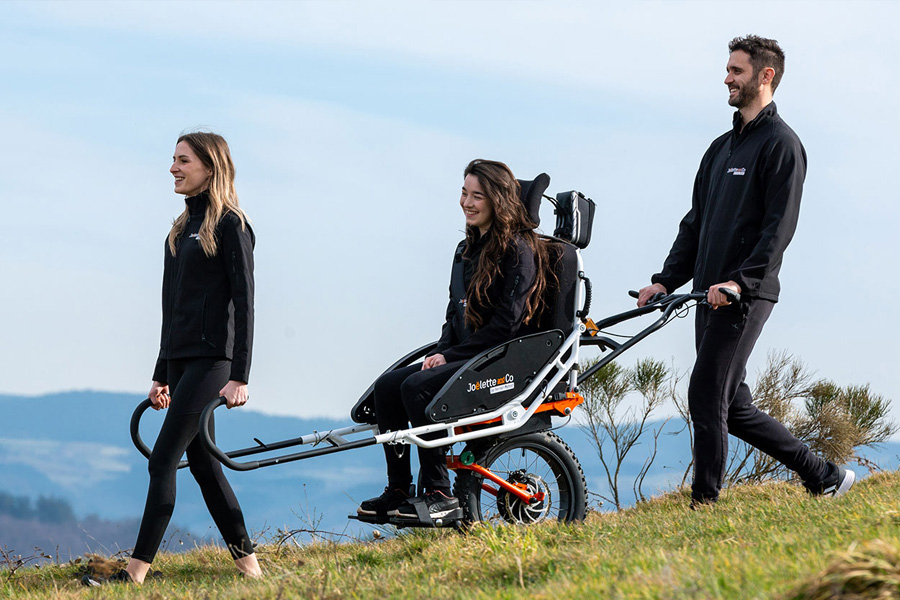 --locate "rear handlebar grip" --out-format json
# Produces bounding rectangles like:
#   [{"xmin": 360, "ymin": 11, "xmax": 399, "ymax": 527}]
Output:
[
  {"xmin": 629, "ymin": 289, "xmax": 667, "ymax": 304},
  {"xmin": 721, "ymin": 288, "xmax": 741, "ymax": 303}
]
